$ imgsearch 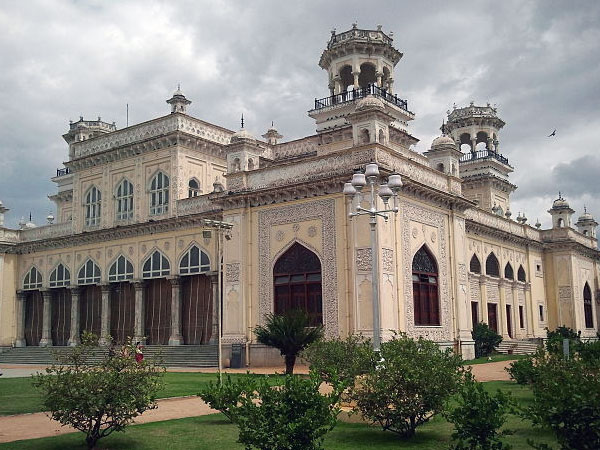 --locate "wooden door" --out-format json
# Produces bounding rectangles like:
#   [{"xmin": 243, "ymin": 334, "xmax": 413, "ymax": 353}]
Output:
[
  {"xmin": 144, "ymin": 278, "xmax": 171, "ymax": 345},
  {"xmin": 181, "ymin": 275, "xmax": 212, "ymax": 345},
  {"xmin": 487, "ymin": 303, "xmax": 498, "ymax": 333},
  {"xmin": 80, "ymin": 285, "xmax": 102, "ymax": 338},
  {"xmin": 110, "ymin": 282, "xmax": 136, "ymax": 344},
  {"xmin": 506, "ymin": 305, "xmax": 513, "ymax": 338},
  {"xmin": 24, "ymin": 290, "xmax": 43, "ymax": 346},
  {"xmin": 471, "ymin": 302, "xmax": 479, "ymax": 329},
  {"xmin": 51, "ymin": 288, "xmax": 71, "ymax": 346}
]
